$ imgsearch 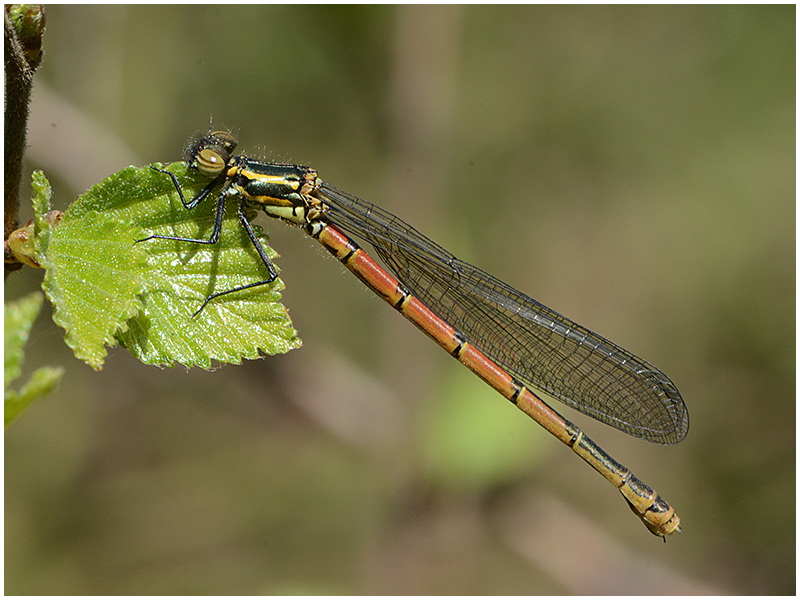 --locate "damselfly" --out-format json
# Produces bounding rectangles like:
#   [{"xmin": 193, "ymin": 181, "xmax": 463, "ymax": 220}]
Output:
[{"xmin": 140, "ymin": 129, "xmax": 689, "ymax": 538}]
